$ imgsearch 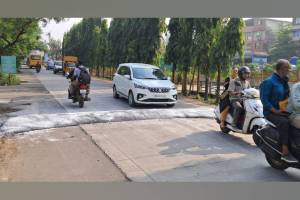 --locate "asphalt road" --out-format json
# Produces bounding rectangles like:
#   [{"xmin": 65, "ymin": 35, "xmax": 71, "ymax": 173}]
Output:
[{"xmin": 35, "ymin": 67, "xmax": 198, "ymax": 113}]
